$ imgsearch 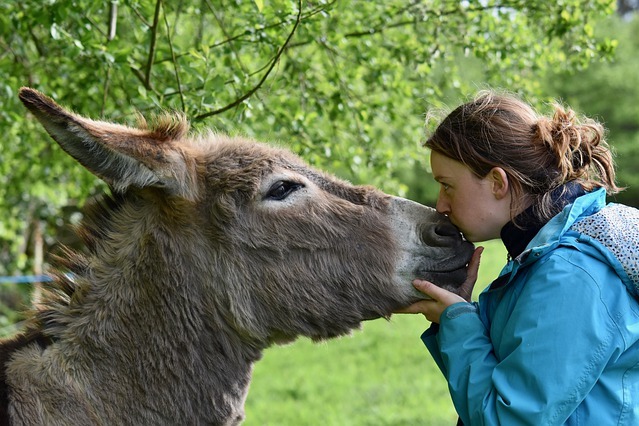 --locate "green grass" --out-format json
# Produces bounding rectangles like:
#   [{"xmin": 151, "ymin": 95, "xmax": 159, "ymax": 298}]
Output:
[{"xmin": 244, "ymin": 240, "xmax": 507, "ymax": 425}]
